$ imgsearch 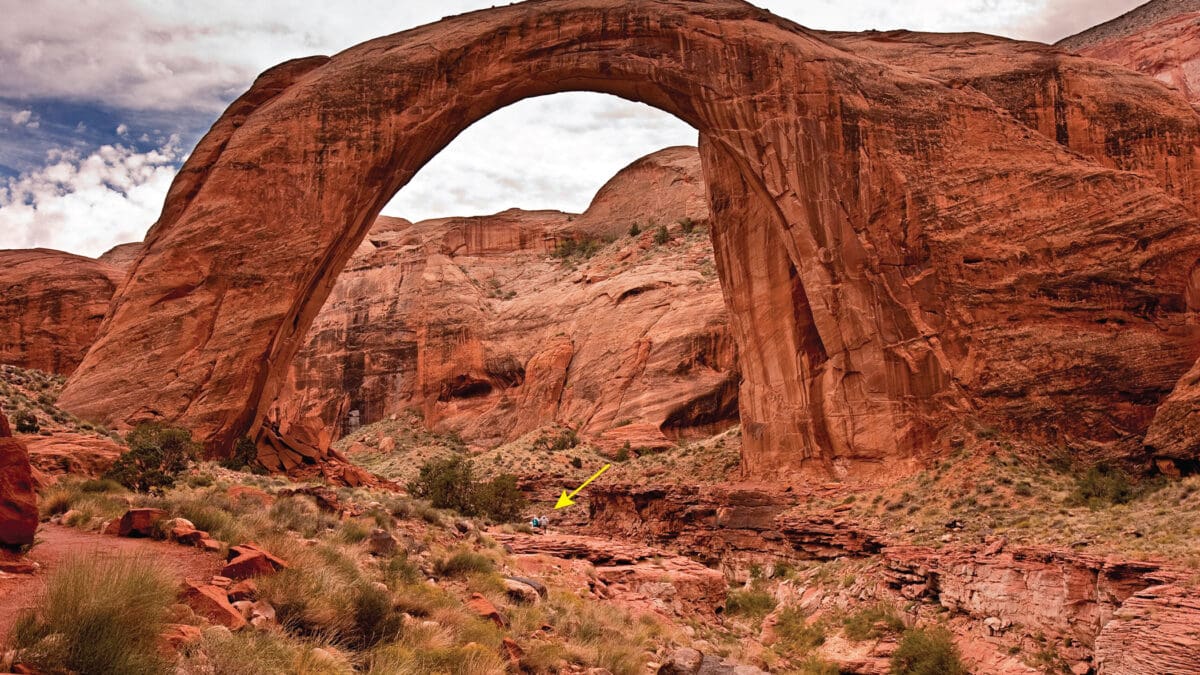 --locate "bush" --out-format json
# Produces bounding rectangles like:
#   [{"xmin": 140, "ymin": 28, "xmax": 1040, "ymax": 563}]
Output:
[
  {"xmin": 407, "ymin": 457, "xmax": 527, "ymax": 522},
  {"xmin": 14, "ymin": 410, "xmax": 39, "ymax": 434},
  {"xmin": 725, "ymin": 587, "xmax": 777, "ymax": 618},
  {"xmin": 220, "ymin": 436, "xmax": 260, "ymax": 471},
  {"xmin": 475, "ymin": 474, "xmax": 528, "ymax": 523},
  {"xmin": 553, "ymin": 235, "xmax": 603, "ymax": 260},
  {"xmin": 678, "ymin": 217, "xmax": 695, "ymax": 234},
  {"xmin": 11, "ymin": 554, "xmax": 175, "ymax": 675},
  {"xmin": 843, "ymin": 603, "xmax": 906, "ymax": 641},
  {"xmin": 628, "ymin": 222, "xmax": 641, "ymax": 237},
  {"xmin": 104, "ymin": 423, "xmax": 199, "ymax": 492},
  {"xmin": 774, "ymin": 607, "xmax": 826, "ymax": 655},
  {"xmin": 614, "ymin": 442, "xmax": 632, "ymax": 462},
  {"xmin": 1071, "ymin": 463, "xmax": 1136, "ymax": 508},
  {"xmin": 890, "ymin": 626, "xmax": 967, "ymax": 675},
  {"xmin": 435, "ymin": 549, "xmax": 495, "ymax": 577},
  {"xmin": 653, "ymin": 223, "xmax": 670, "ymax": 245},
  {"xmin": 407, "ymin": 456, "xmax": 479, "ymax": 515}
]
